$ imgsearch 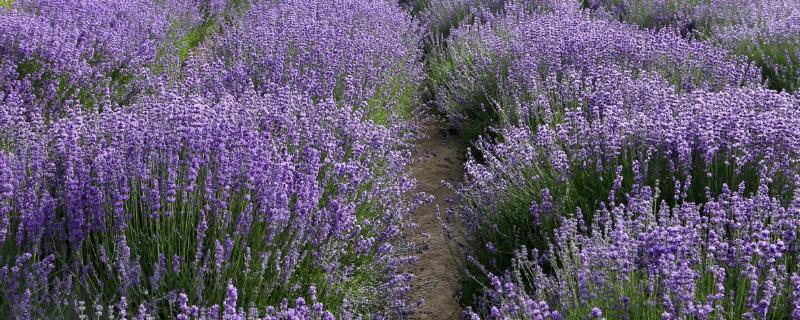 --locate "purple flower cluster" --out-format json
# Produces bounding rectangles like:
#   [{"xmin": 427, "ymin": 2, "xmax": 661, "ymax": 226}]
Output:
[
  {"xmin": 456, "ymin": 80, "xmax": 800, "ymax": 238},
  {"xmin": 0, "ymin": 0, "xmax": 423, "ymax": 318},
  {"xmin": 1, "ymin": 79, "xmax": 419, "ymax": 318}
]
